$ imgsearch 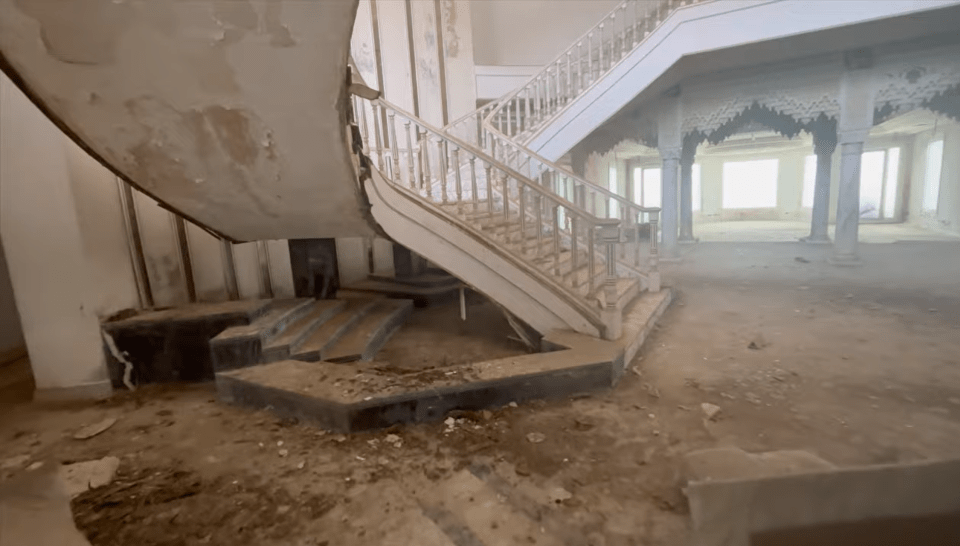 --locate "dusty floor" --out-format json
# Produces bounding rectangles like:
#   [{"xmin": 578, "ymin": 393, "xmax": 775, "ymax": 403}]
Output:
[{"xmin": 1, "ymin": 241, "xmax": 959, "ymax": 545}]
